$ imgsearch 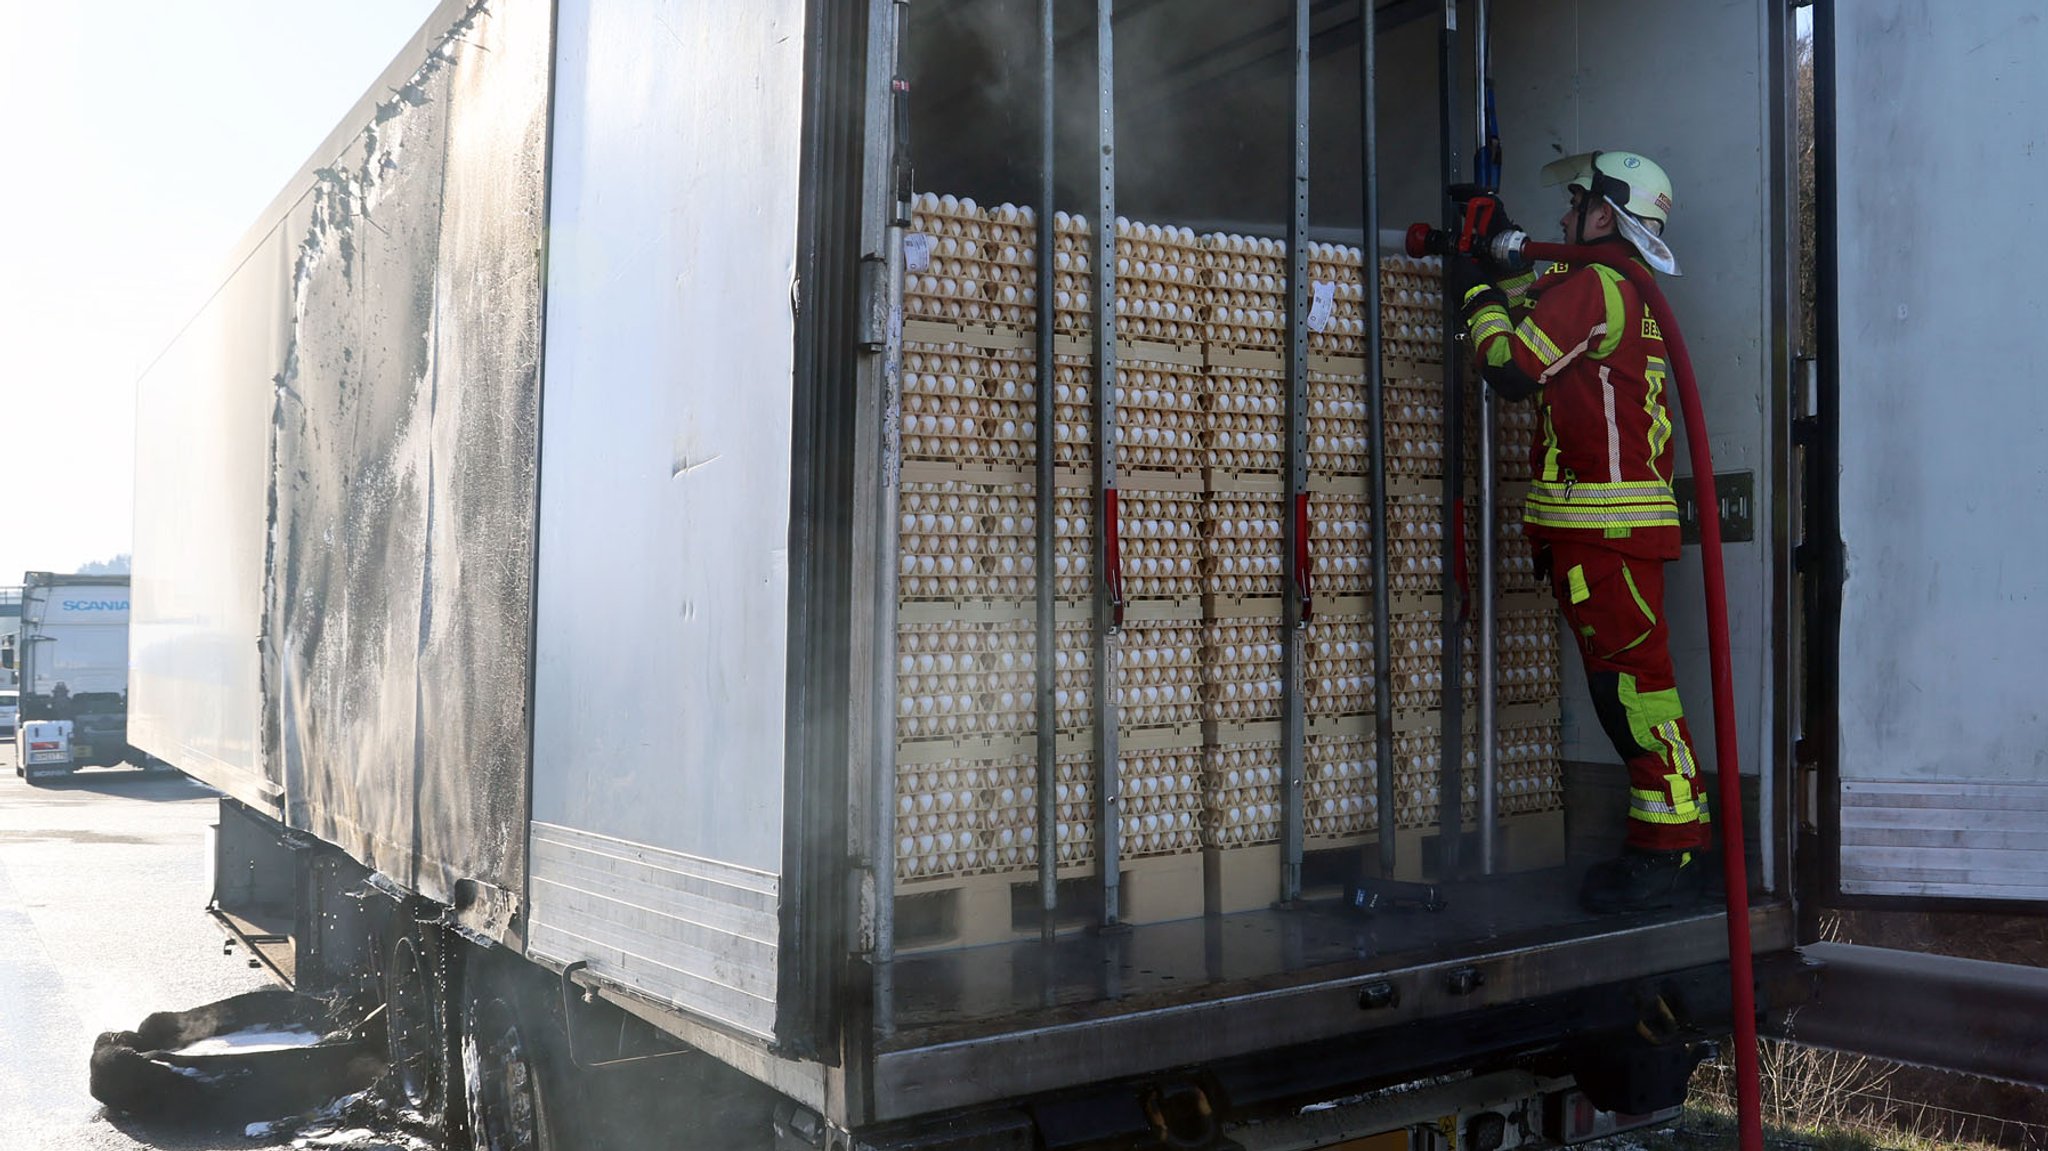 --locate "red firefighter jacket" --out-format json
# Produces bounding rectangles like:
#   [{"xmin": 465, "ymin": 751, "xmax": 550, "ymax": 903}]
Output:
[{"xmin": 1466, "ymin": 248, "xmax": 1681, "ymax": 560}]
